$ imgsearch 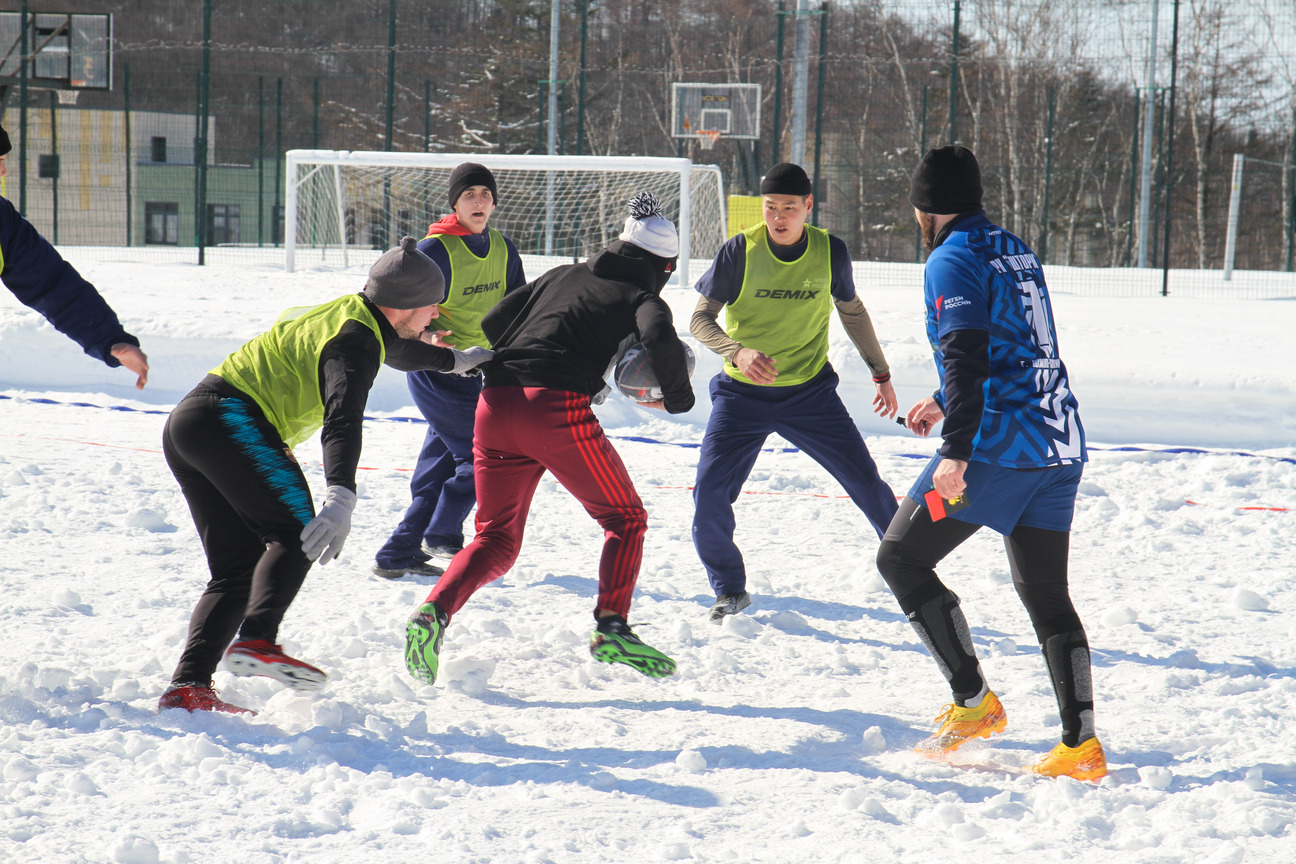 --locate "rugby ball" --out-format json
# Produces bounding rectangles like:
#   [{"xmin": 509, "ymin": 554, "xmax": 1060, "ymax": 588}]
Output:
[{"xmin": 614, "ymin": 341, "xmax": 695, "ymax": 402}]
